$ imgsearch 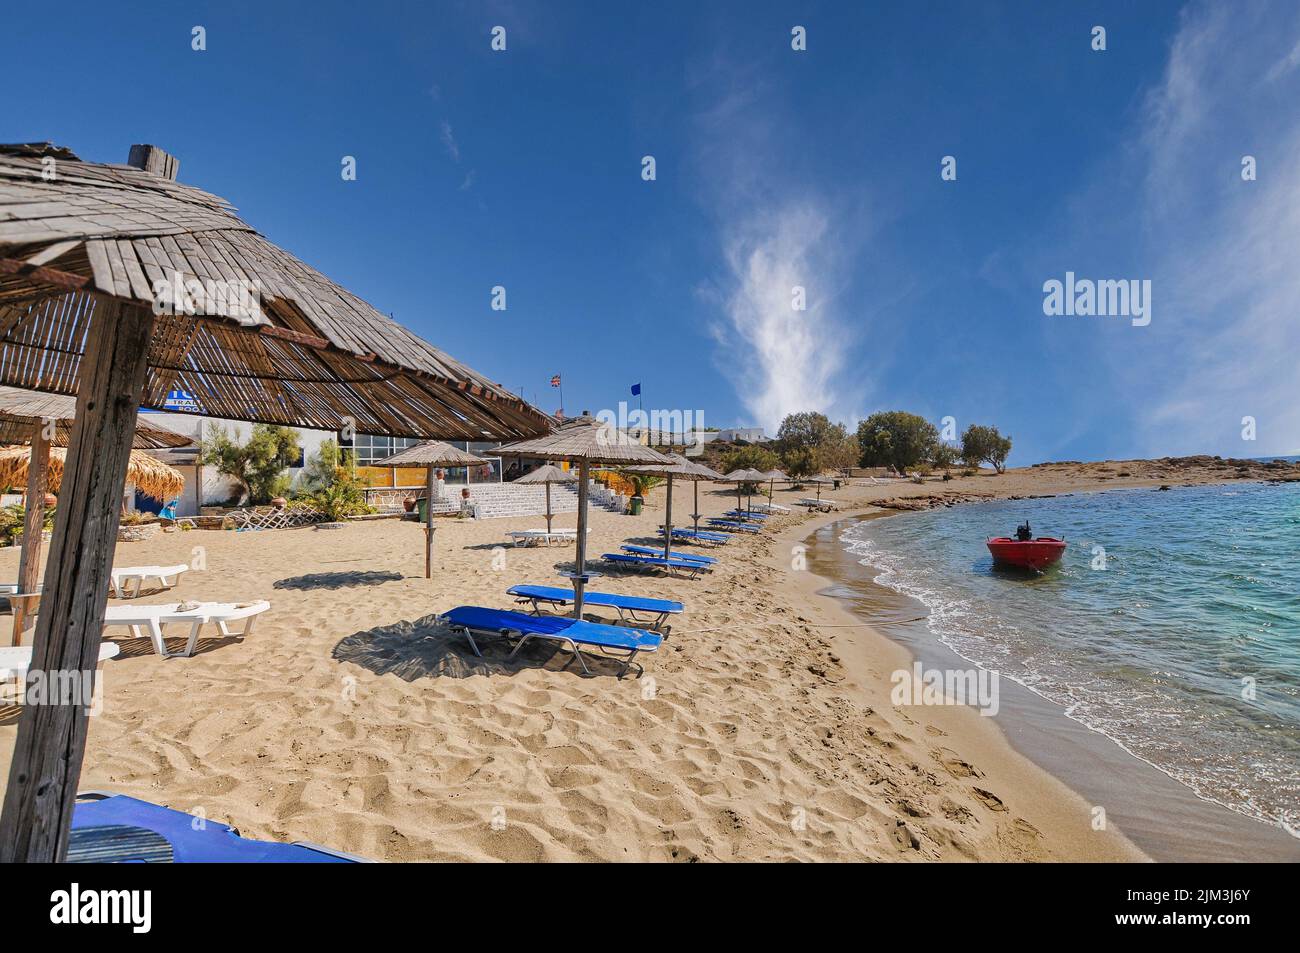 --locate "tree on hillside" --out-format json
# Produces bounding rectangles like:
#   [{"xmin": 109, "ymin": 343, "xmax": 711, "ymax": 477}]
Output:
[
  {"xmin": 775, "ymin": 412, "xmax": 854, "ymax": 478},
  {"xmin": 856, "ymin": 411, "xmax": 939, "ymax": 473},
  {"xmin": 201, "ymin": 423, "xmax": 301, "ymax": 504},
  {"xmin": 930, "ymin": 441, "xmax": 959, "ymax": 474},
  {"xmin": 719, "ymin": 444, "xmax": 780, "ymax": 475},
  {"xmin": 816, "ymin": 423, "xmax": 858, "ymax": 474},
  {"xmin": 961, "ymin": 424, "xmax": 1013, "ymax": 473}
]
